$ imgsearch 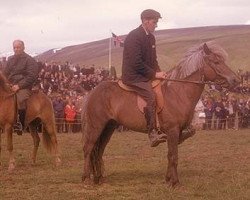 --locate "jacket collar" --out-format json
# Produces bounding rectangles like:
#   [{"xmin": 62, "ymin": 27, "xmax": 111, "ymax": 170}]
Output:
[{"xmin": 141, "ymin": 24, "xmax": 149, "ymax": 35}]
